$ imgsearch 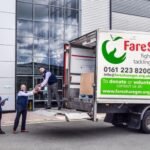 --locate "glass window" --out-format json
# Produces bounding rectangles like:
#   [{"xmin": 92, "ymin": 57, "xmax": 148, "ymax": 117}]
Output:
[
  {"xmin": 33, "ymin": 0, "xmax": 49, "ymax": 5},
  {"xmin": 16, "ymin": 76, "xmax": 33, "ymax": 91},
  {"xmin": 17, "ymin": 55, "xmax": 33, "ymax": 75},
  {"xmin": 49, "ymin": 39, "xmax": 64, "ymax": 50},
  {"xmin": 65, "ymin": 9, "xmax": 79, "ymax": 25},
  {"xmin": 34, "ymin": 57, "xmax": 49, "ymax": 75},
  {"xmin": 65, "ymin": 25, "xmax": 78, "ymax": 41},
  {"xmin": 50, "ymin": 7, "xmax": 64, "ymax": 24},
  {"xmin": 50, "ymin": 0, "xmax": 64, "ymax": 7},
  {"xmin": 65, "ymin": 0, "xmax": 79, "ymax": 9},
  {"xmin": 34, "ymin": 38, "xmax": 49, "ymax": 57},
  {"xmin": 17, "ymin": 0, "xmax": 33, "ymax": 3},
  {"xmin": 34, "ymin": 5, "xmax": 49, "ymax": 22},
  {"xmin": 50, "ymin": 24, "xmax": 64, "ymax": 40},
  {"xmin": 34, "ymin": 76, "xmax": 48, "ymax": 100},
  {"xmin": 17, "ymin": 2, "xmax": 33, "ymax": 20},
  {"xmin": 17, "ymin": 20, "xmax": 33, "ymax": 37},
  {"xmin": 17, "ymin": 37, "xmax": 33, "ymax": 75},
  {"xmin": 50, "ymin": 48, "xmax": 63, "ymax": 66},
  {"xmin": 17, "ymin": 37, "xmax": 33, "ymax": 56},
  {"xmin": 50, "ymin": 57, "xmax": 64, "ymax": 75},
  {"xmin": 34, "ymin": 22, "xmax": 49, "ymax": 38}
]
